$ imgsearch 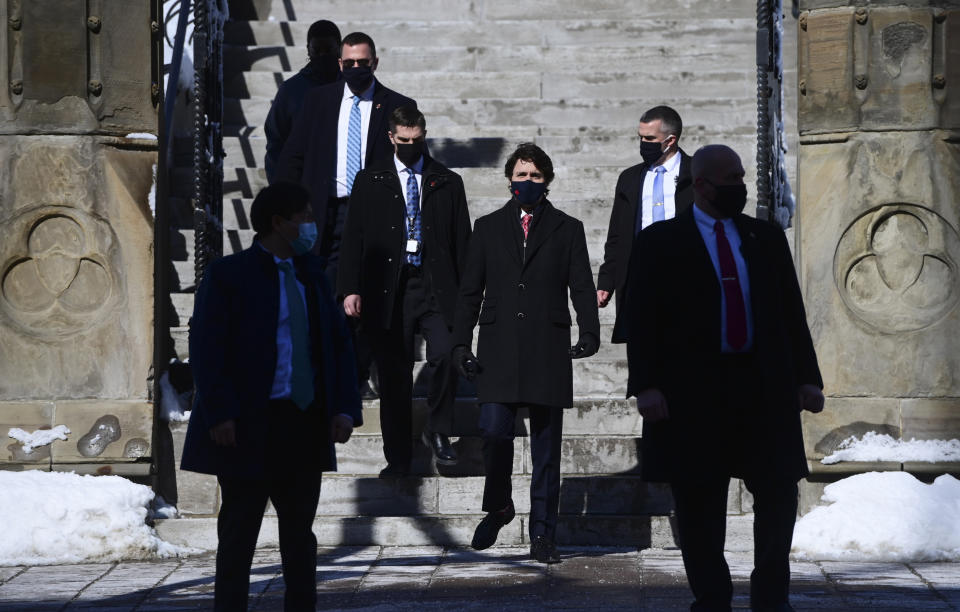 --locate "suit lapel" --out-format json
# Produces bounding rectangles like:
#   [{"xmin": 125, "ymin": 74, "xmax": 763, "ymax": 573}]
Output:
[
  {"xmin": 325, "ymin": 83, "xmax": 344, "ymax": 146},
  {"xmin": 496, "ymin": 203, "xmax": 523, "ymax": 266},
  {"xmin": 679, "ymin": 208, "xmax": 720, "ymax": 297},
  {"xmin": 732, "ymin": 214, "xmax": 759, "ymax": 290},
  {"xmin": 522, "ymin": 201, "xmax": 563, "ymax": 269},
  {"xmin": 675, "ymin": 152, "xmax": 694, "ymax": 214},
  {"xmin": 366, "ymin": 80, "xmax": 389, "ymax": 165},
  {"xmin": 626, "ymin": 164, "xmax": 647, "ymax": 231}
]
